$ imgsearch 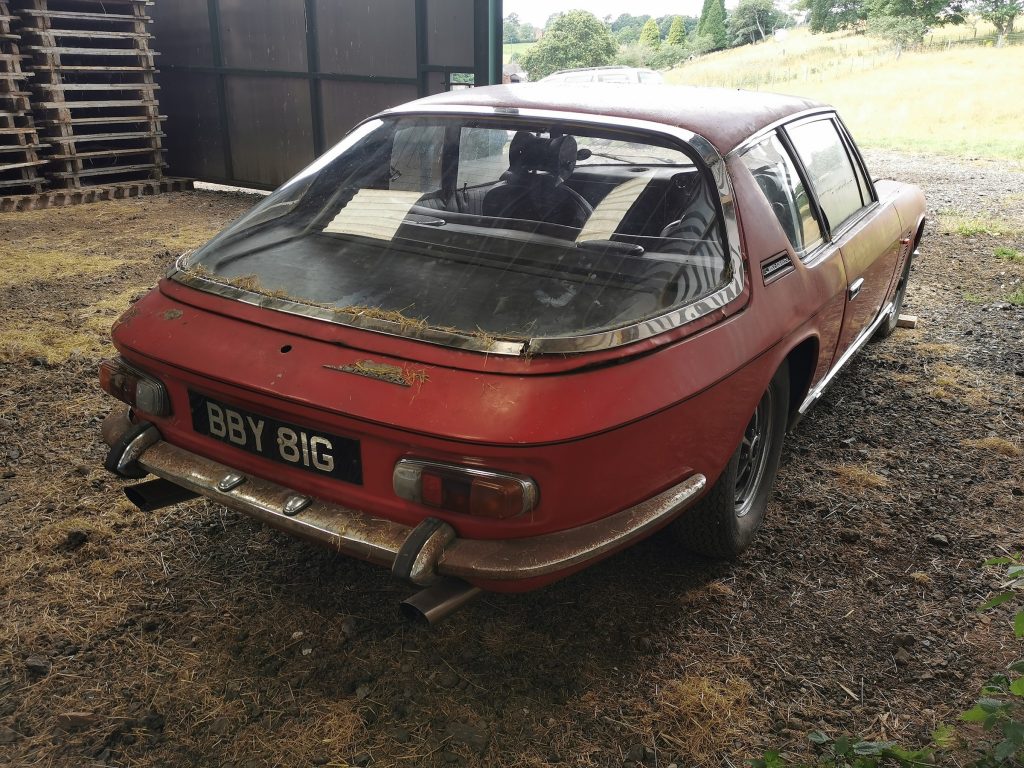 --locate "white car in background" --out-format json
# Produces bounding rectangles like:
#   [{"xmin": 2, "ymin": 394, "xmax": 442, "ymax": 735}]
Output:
[{"xmin": 540, "ymin": 66, "xmax": 664, "ymax": 85}]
